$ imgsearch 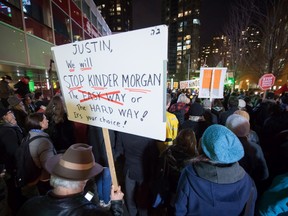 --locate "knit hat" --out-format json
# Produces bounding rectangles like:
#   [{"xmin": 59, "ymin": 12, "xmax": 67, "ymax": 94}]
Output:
[
  {"xmin": 238, "ymin": 99, "xmax": 246, "ymax": 109},
  {"xmin": 0, "ymin": 108, "xmax": 10, "ymax": 118},
  {"xmin": 201, "ymin": 124, "xmax": 244, "ymax": 164},
  {"xmin": 7, "ymin": 95, "xmax": 21, "ymax": 106},
  {"xmin": 45, "ymin": 143, "xmax": 103, "ymax": 181},
  {"xmin": 226, "ymin": 114, "xmax": 250, "ymax": 137},
  {"xmin": 234, "ymin": 110, "xmax": 250, "ymax": 121},
  {"xmin": 189, "ymin": 103, "xmax": 204, "ymax": 116}
]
